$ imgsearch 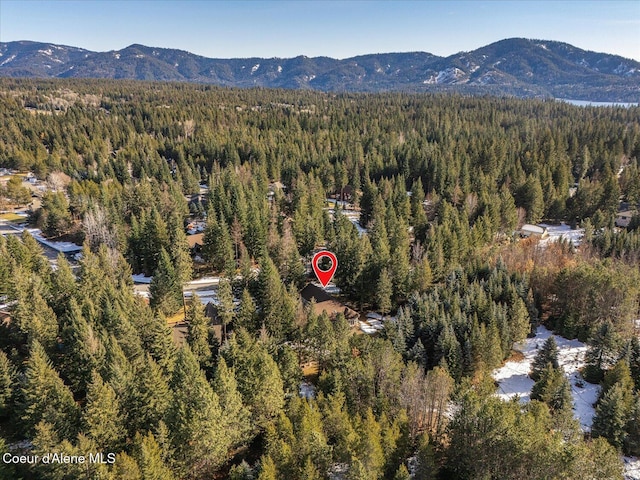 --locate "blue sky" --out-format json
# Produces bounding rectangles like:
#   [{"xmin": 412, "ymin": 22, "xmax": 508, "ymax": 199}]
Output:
[{"xmin": 1, "ymin": 1, "xmax": 639, "ymax": 60}]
